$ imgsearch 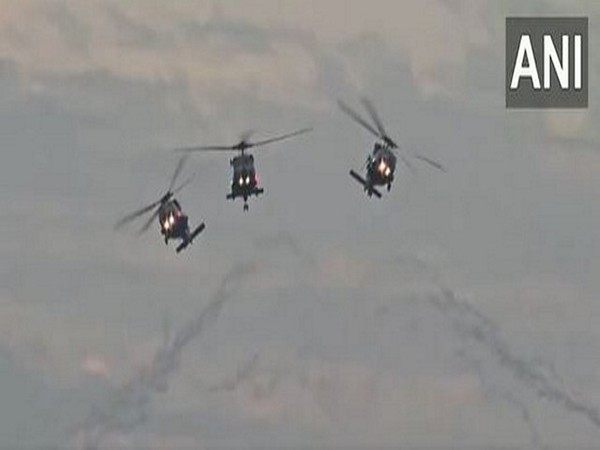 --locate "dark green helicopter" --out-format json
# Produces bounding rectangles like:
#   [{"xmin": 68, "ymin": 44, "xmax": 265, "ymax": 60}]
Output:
[
  {"xmin": 176, "ymin": 128, "xmax": 311, "ymax": 211},
  {"xmin": 338, "ymin": 98, "xmax": 445, "ymax": 198},
  {"xmin": 115, "ymin": 156, "xmax": 205, "ymax": 253}
]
